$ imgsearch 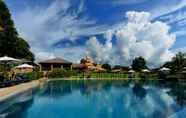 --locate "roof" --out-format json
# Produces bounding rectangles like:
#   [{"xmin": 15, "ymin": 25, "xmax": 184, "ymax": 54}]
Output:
[
  {"xmin": 128, "ymin": 70, "xmax": 135, "ymax": 73},
  {"xmin": 0, "ymin": 56, "xmax": 20, "ymax": 62},
  {"xmin": 160, "ymin": 67, "xmax": 170, "ymax": 71},
  {"xmin": 72, "ymin": 64, "xmax": 87, "ymax": 69},
  {"xmin": 142, "ymin": 69, "xmax": 150, "ymax": 72},
  {"xmin": 39, "ymin": 57, "xmax": 72, "ymax": 64},
  {"xmin": 15, "ymin": 64, "xmax": 34, "ymax": 69}
]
